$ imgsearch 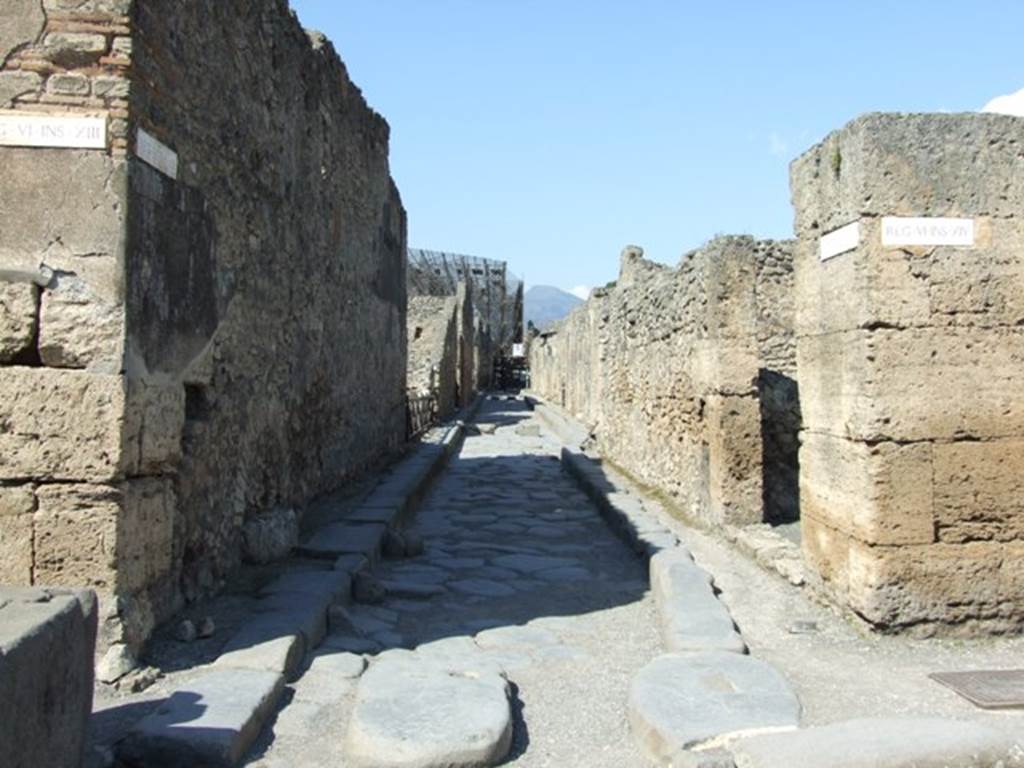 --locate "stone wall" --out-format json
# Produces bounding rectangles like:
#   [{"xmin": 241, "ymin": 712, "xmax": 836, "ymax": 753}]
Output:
[
  {"xmin": 0, "ymin": 0, "xmax": 407, "ymax": 654},
  {"xmin": 530, "ymin": 239, "xmax": 796, "ymax": 529},
  {"xmin": 408, "ymin": 295, "xmax": 458, "ymax": 420},
  {"xmin": 791, "ymin": 112, "xmax": 1024, "ymax": 635}
]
